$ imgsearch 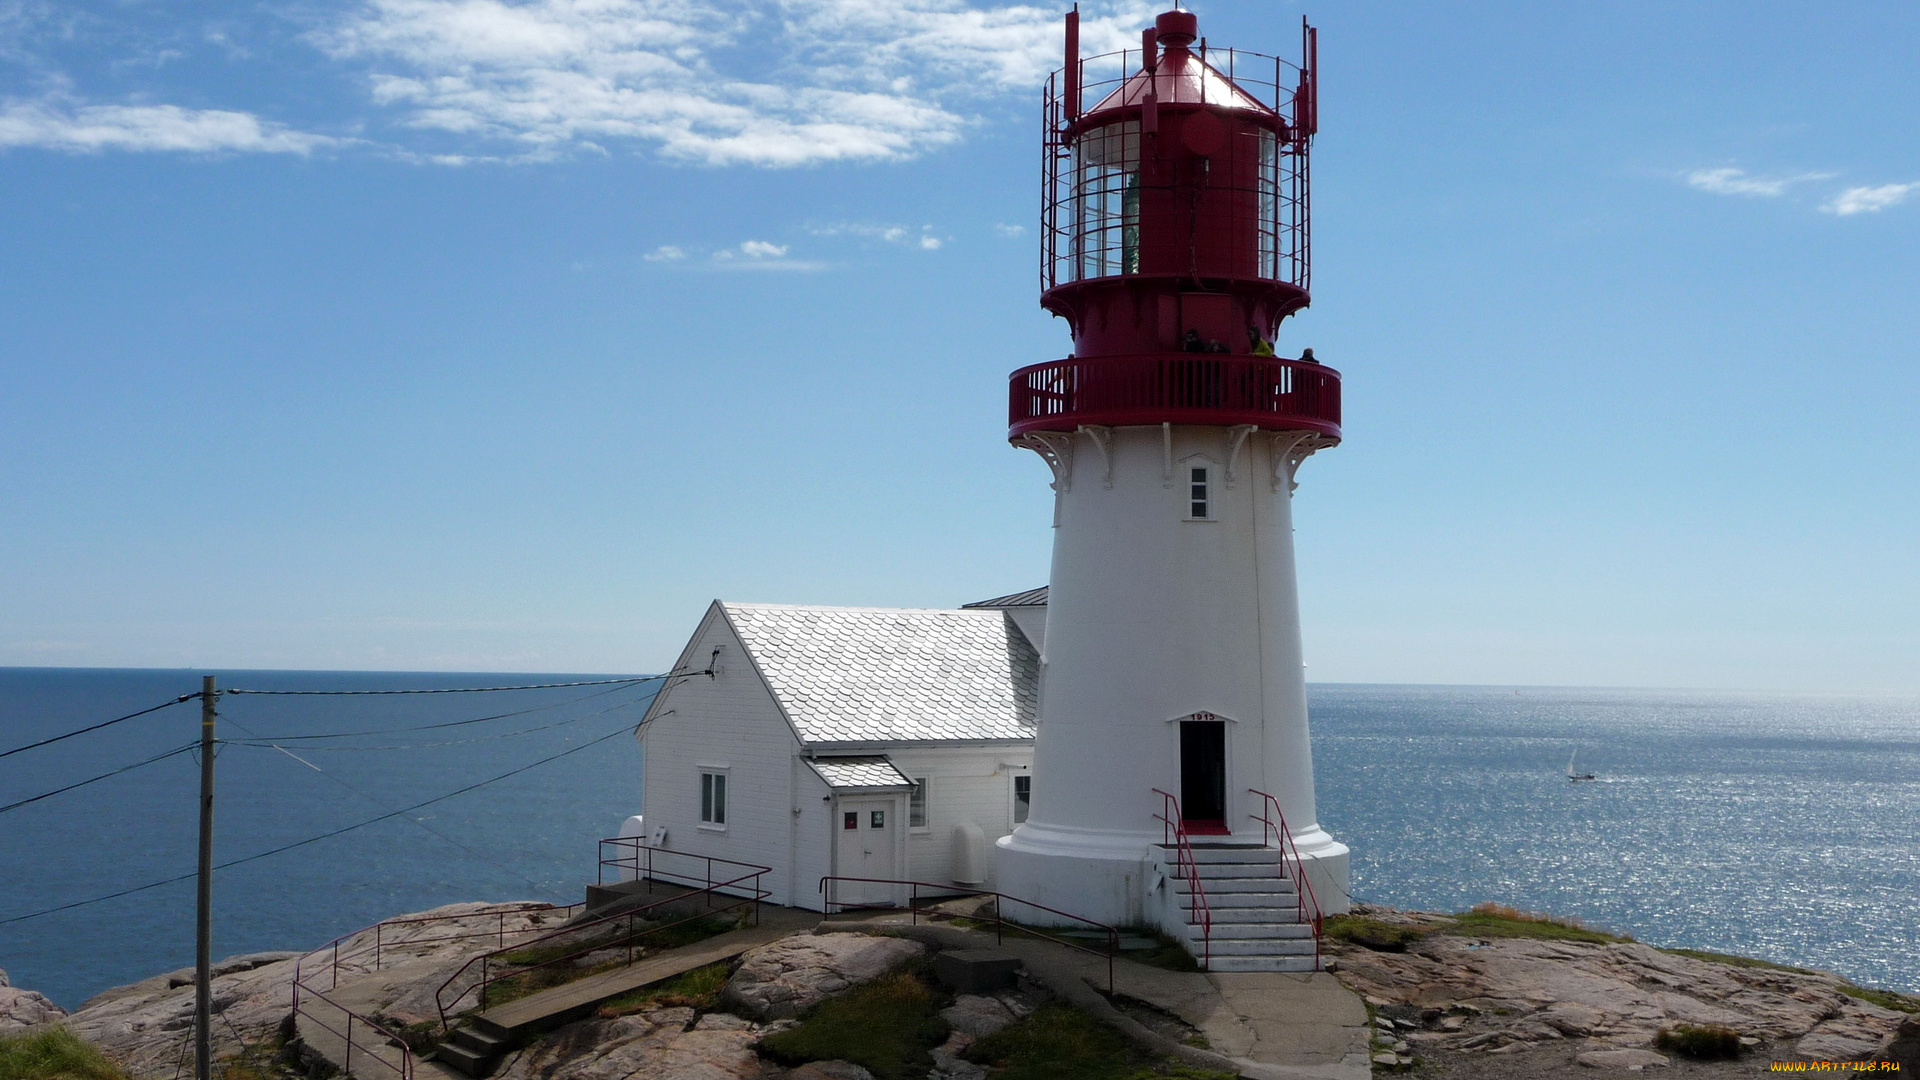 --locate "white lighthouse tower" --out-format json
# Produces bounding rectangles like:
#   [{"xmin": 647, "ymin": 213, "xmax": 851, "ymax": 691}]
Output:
[{"xmin": 993, "ymin": 10, "xmax": 1349, "ymax": 970}]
